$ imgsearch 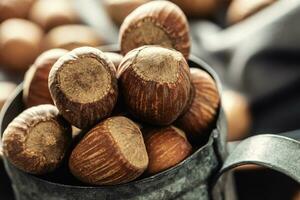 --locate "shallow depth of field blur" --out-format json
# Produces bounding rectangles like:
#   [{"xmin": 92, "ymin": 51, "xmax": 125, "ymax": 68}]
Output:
[{"xmin": 0, "ymin": 0, "xmax": 299, "ymax": 200}]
